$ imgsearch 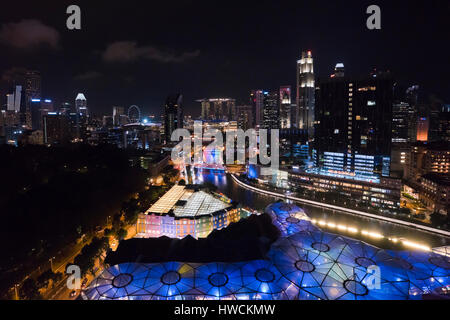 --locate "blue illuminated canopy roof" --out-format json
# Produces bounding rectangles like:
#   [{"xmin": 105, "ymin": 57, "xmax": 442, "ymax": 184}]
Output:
[{"xmin": 82, "ymin": 203, "xmax": 450, "ymax": 300}]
